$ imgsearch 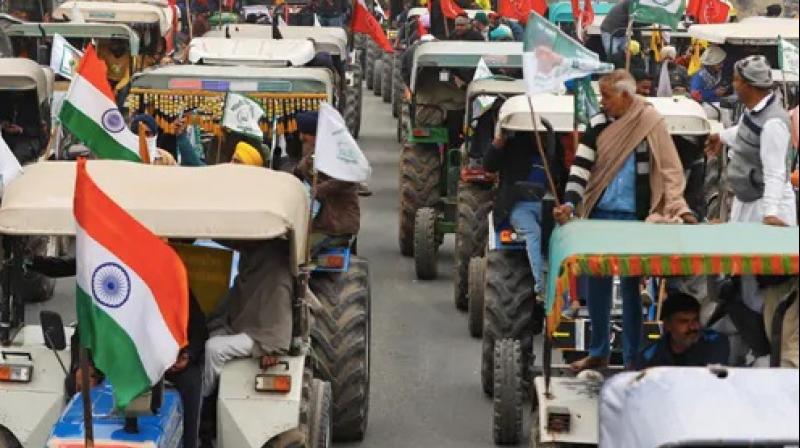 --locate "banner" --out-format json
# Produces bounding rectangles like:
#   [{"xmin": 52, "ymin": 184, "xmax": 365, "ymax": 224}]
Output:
[
  {"xmin": 50, "ymin": 34, "xmax": 83, "ymax": 80},
  {"xmin": 0, "ymin": 134, "xmax": 23, "ymax": 190},
  {"xmin": 222, "ymin": 92, "xmax": 266, "ymax": 139},
  {"xmin": 573, "ymin": 76, "xmax": 599, "ymax": 127},
  {"xmin": 779, "ymin": 37, "xmax": 799, "ymax": 77},
  {"xmin": 522, "ymin": 12, "xmax": 613, "ymax": 95},
  {"xmin": 632, "ymin": 0, "xmax": 686, "ymax": 29}
]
